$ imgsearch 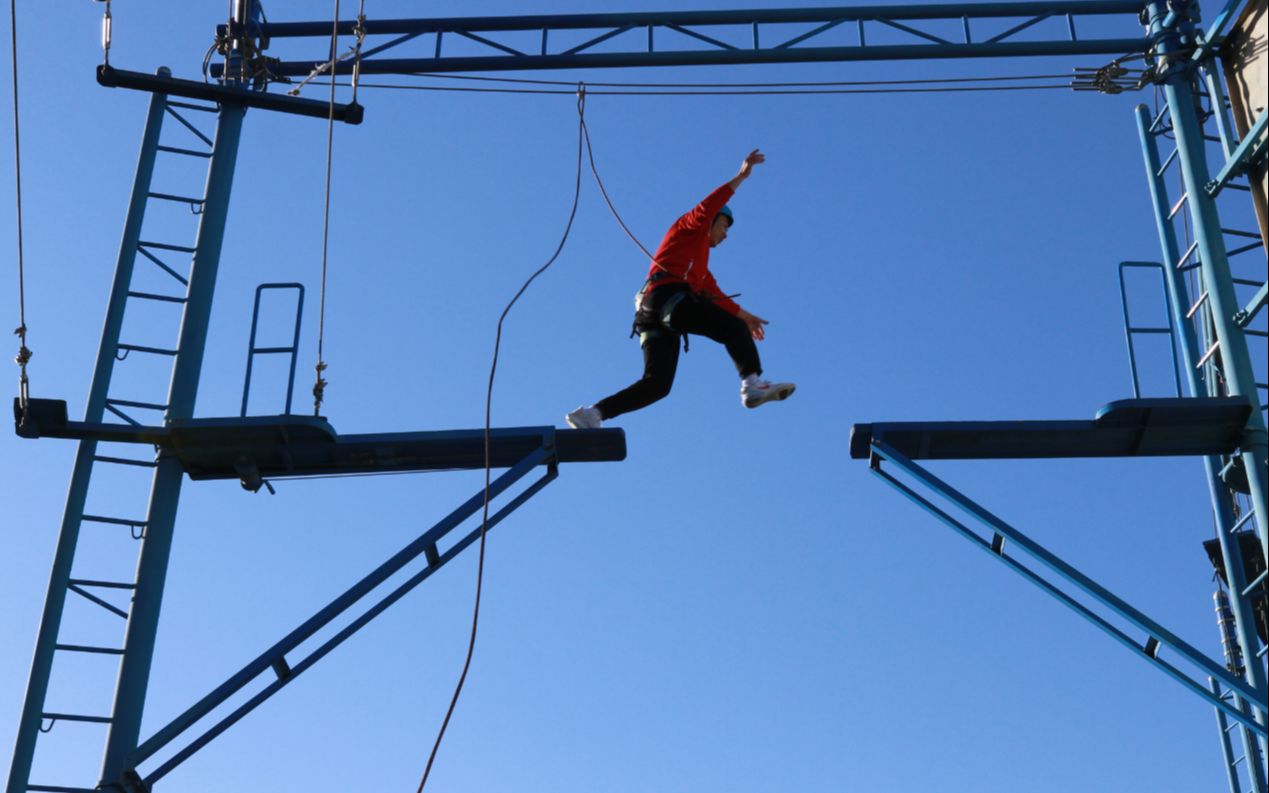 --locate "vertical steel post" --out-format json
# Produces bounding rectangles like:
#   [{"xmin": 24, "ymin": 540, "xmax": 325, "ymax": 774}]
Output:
[
  {"xmin": 1143, "ymin": 3, "xmax": 1269, "ymax": 788},
  {"xmin": 1146, "ymin": 0, "xmax": 1269, "ymax": 565},
  {"xmin": 1137, "ymin": 109, "xmax": 1266, "ymax": 725},
  {"xmin": 4, "ymin": 76, "xmax": 169, "ymax": 793},
  {"xmin": 98, "ymin": 100, "xmax": 246, "ymax": 786}
]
